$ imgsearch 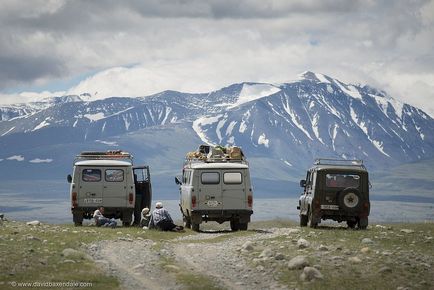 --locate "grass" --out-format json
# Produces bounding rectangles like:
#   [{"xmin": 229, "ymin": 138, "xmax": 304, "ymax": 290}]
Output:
[
  {"xmin": 0, "ymin": 221, "xmax": 191, "ymax": 290},
  {"xmin": 270, "ymin": 223, "xmax": 434, "ymax": 290}
]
